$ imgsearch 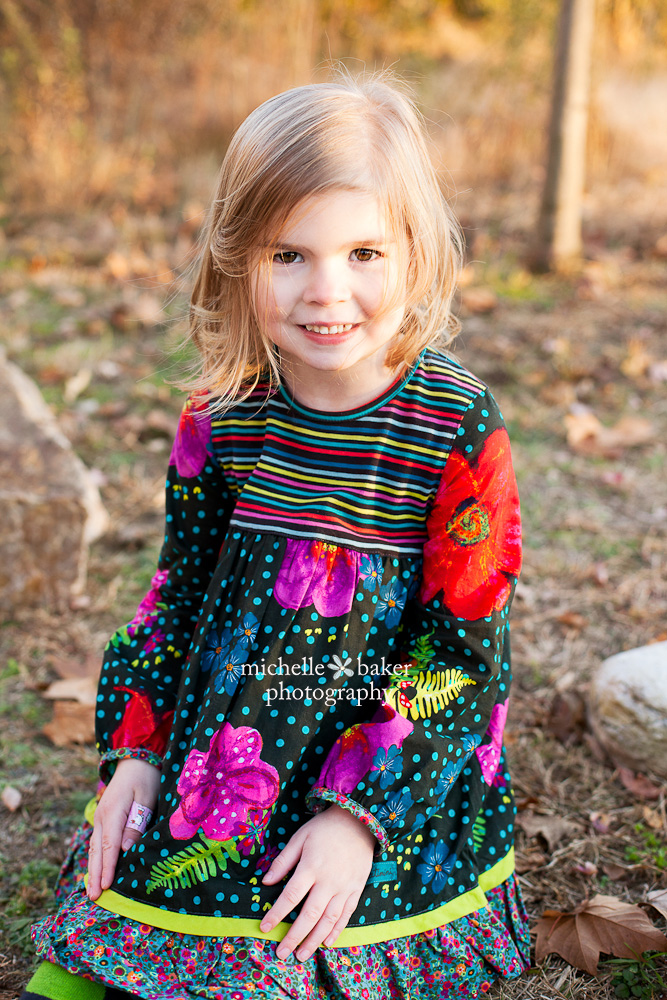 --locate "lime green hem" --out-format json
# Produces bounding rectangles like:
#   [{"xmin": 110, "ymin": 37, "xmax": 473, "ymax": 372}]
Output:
[
  {"xmin": 83, "ymin": 796, "xmax": 97, "ymax": 826},
  {"xmin": 89, "ymin": 848, "xmax": 515, "ymax": 947}
]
